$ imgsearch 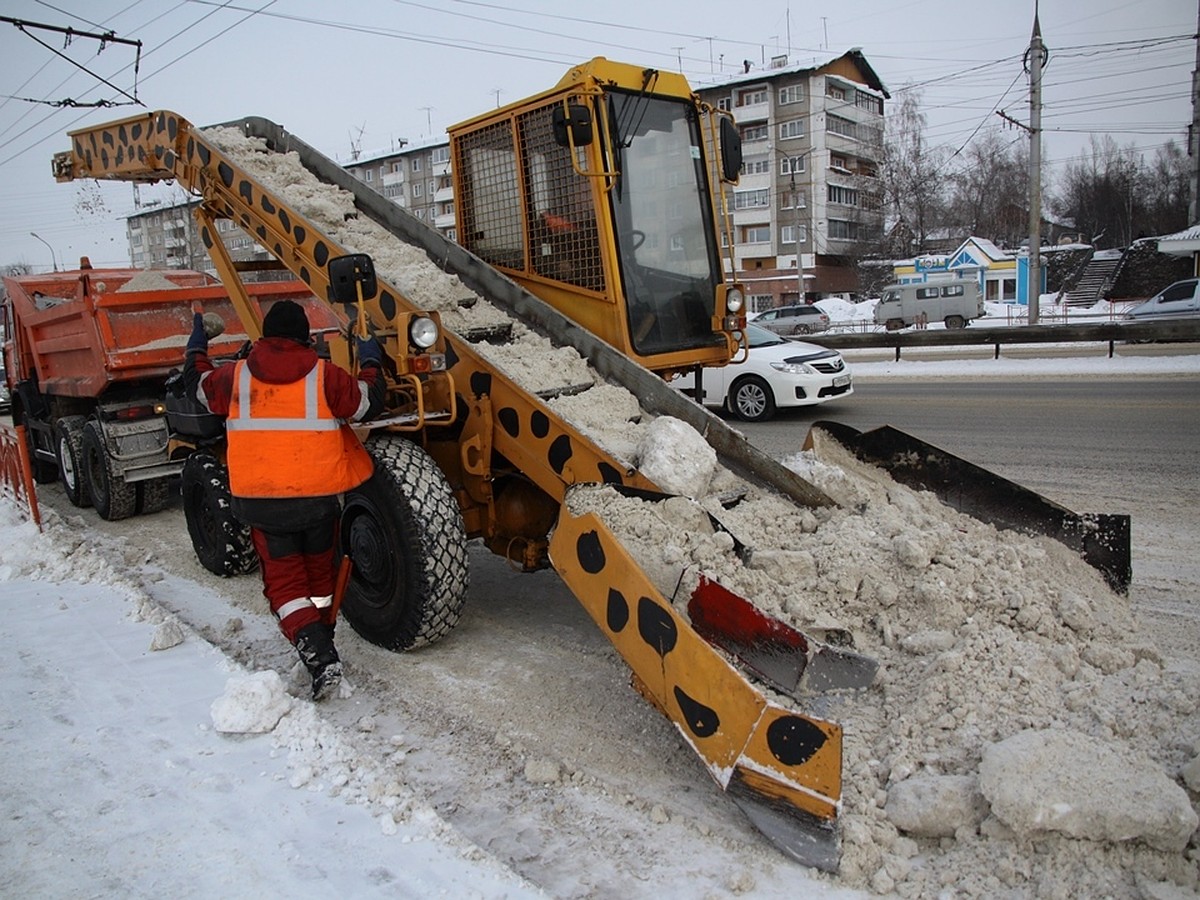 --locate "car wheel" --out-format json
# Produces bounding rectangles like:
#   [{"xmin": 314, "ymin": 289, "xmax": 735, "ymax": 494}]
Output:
[
  {"xmin": 792, "ymin": 324, "xmax": 812, "ymax": 335},
  {"xmin": 728, "ymin": 375, "xmax": 776, "ymax": 422},
  {"xmin": 885, "ymin": 318, "xmax": 905, "ymax": 331},
  {"xmin": 944, "ymin": 315, "xmax": 966, "ymax": 329}
]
